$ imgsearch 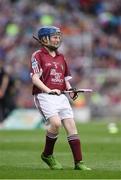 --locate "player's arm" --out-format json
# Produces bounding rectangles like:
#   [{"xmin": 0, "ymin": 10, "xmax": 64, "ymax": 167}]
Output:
[
  {"xmin": 66, "ymin": 80, "xmax": 78, "ymax": 100},
  {"xmin": 65, "ymin": 79, "xmax": 78, "ymax": 101},
  {"xmin": 32, "ymin": 74, "xmax": 51, "ymax": 93},
  {"xmin": 65, "ymin": 79, "xmax": 72, "ymax": 90},
  {"xmin": 64, "ymin": 60, "xmax": 78, "ymax": 100},
  {"xmin": 30, "ymin": 54, "xmax": 50, "ymax": 93},
  {"xmin": 32, "ymin": 74, "xmax": 61, "ymax": 94}
]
